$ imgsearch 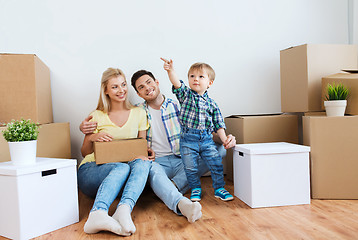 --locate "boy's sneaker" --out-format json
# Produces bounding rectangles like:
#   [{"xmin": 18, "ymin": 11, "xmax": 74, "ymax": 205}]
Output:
[
  {"xmin": 190, "ymin": 188, "xmax": 202, "ymax": 202},
  {"xmin": 214, "ymin": 188, "xmax": 234, "ymax": 201}
]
